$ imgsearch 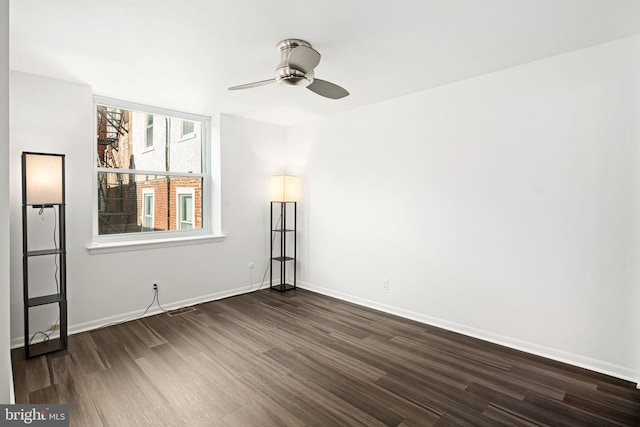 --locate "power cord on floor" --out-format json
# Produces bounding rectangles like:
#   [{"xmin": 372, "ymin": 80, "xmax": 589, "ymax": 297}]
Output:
[
  {"xmin": 153, "ymin": 285, "xmax": 170, "ymax": 313},
  {"xmin": 98, "ymin": 285, "xmax": 170, "ymax": 329},
  {"xmin": 29, "ymin": 330, "xmax": 53, "ymax": 345}
]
